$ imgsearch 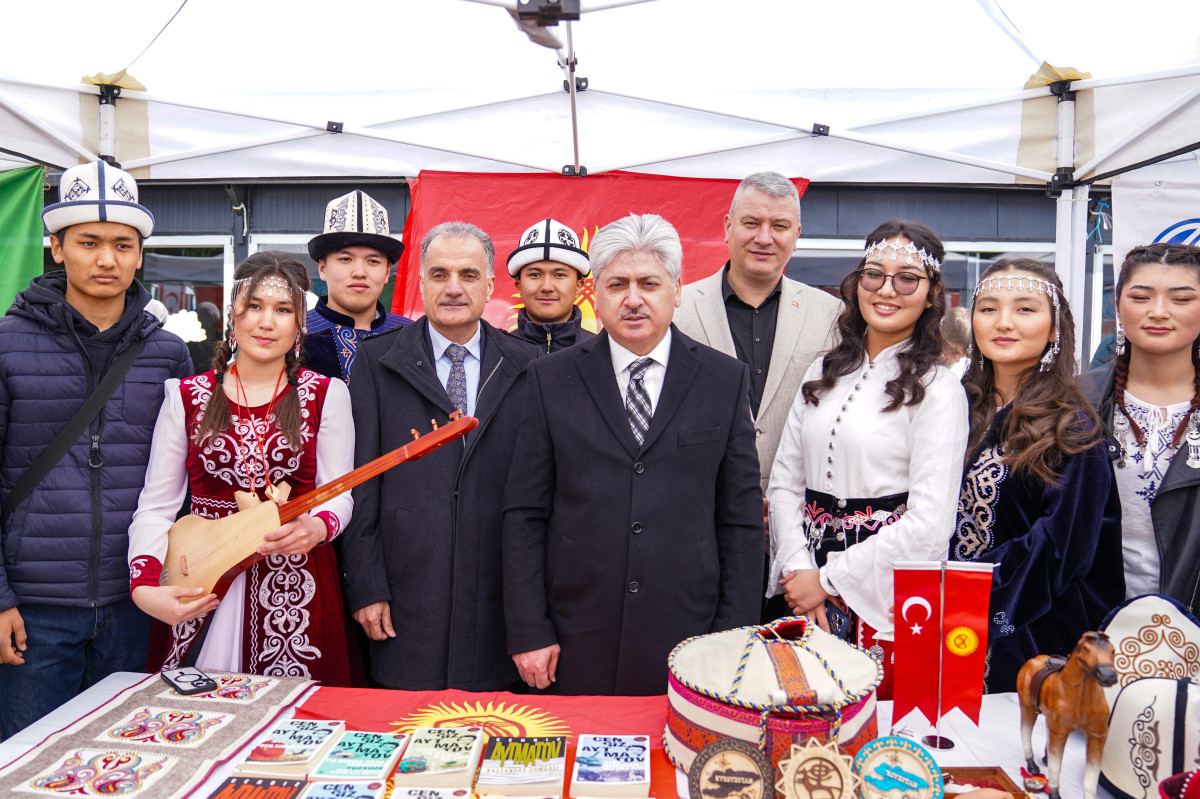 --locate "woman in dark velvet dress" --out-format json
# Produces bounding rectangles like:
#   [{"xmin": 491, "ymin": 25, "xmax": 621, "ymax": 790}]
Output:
[{"xmin": 952, "ymin": 258, "xmax": 1124, "ymax": 693}]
